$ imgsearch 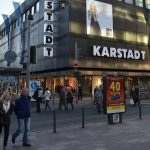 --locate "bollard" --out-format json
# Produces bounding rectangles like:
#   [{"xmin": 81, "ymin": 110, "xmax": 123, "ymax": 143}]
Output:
[
  {"xmin": 53, "ymin": 110, "xmax": 56, "ymax": 133},
  {"xmin": 139, "ymin": 103, "xmax": 142, "ymax": 119},
  {"xmin": 82, "ymin": 107, "xmax": 85, "ymax": 128},
  {"xmin": 52, "ymin": 95, "xmax": 55, "ymax": 110}
]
